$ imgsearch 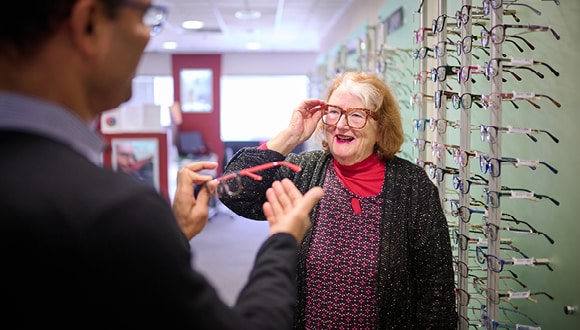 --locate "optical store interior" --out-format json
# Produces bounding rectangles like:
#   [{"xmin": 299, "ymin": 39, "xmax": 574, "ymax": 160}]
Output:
[{"xmin": 97, "ymin": 0, "xmax": 579, "ymax": 329}]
